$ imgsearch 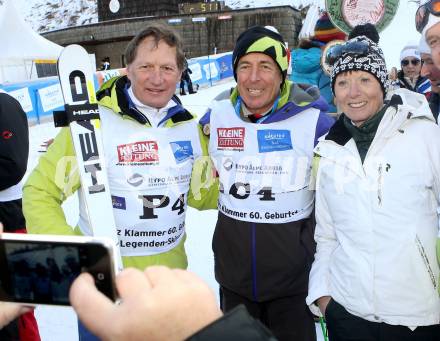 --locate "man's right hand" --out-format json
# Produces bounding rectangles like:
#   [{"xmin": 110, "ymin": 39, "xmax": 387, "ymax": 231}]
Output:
[{"xmin": 316, "ymin": 296, "xmax": 332, "ymax": 316}]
